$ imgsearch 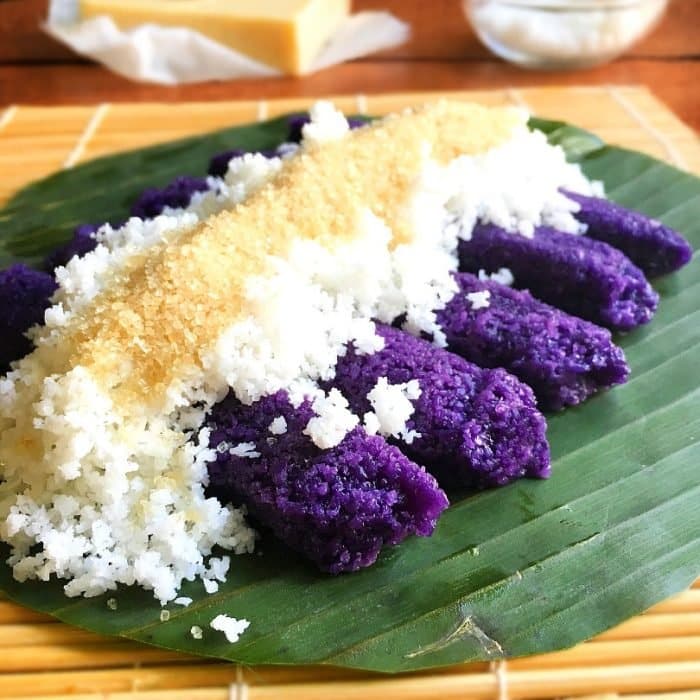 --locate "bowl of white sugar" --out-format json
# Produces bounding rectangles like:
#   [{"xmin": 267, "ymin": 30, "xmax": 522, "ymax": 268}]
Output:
[{"xmin": 464, "ymin": 0, "xmax": 669, "ymax": 70}]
